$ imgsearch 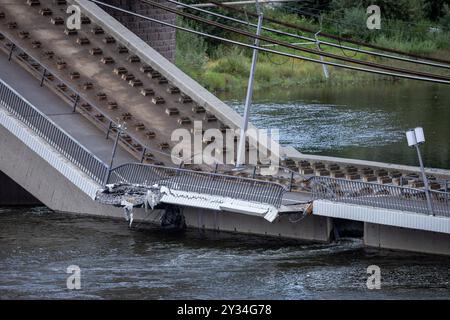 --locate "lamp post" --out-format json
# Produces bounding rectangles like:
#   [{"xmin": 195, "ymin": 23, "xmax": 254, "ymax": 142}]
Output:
[
  {"xmin": 236, "ymin": 0, "xmax": 263, "ymax": 169},
  {"xmin": 406, "ymin": 127, "xmax": 434, "ymax": 215},
  {"xmin": 104, "ymin": 120, "xmax": 127, "ymax": 186}
]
